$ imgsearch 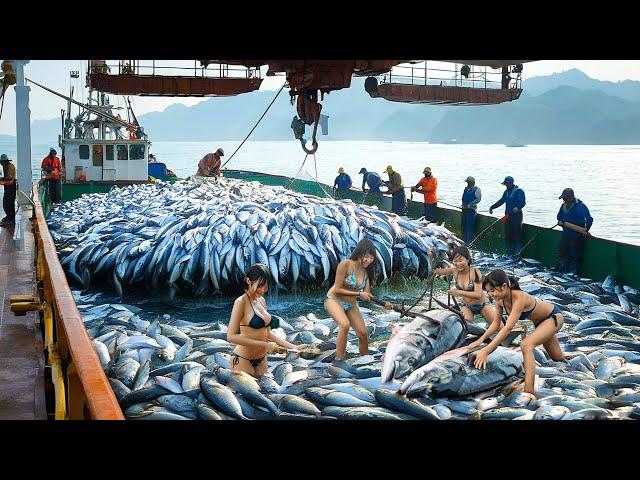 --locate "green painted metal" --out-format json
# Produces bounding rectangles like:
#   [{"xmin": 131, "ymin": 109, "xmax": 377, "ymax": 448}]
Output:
[{"xmin": 223, "ymin": 169, "xmax": 640, "ymax": 289}]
